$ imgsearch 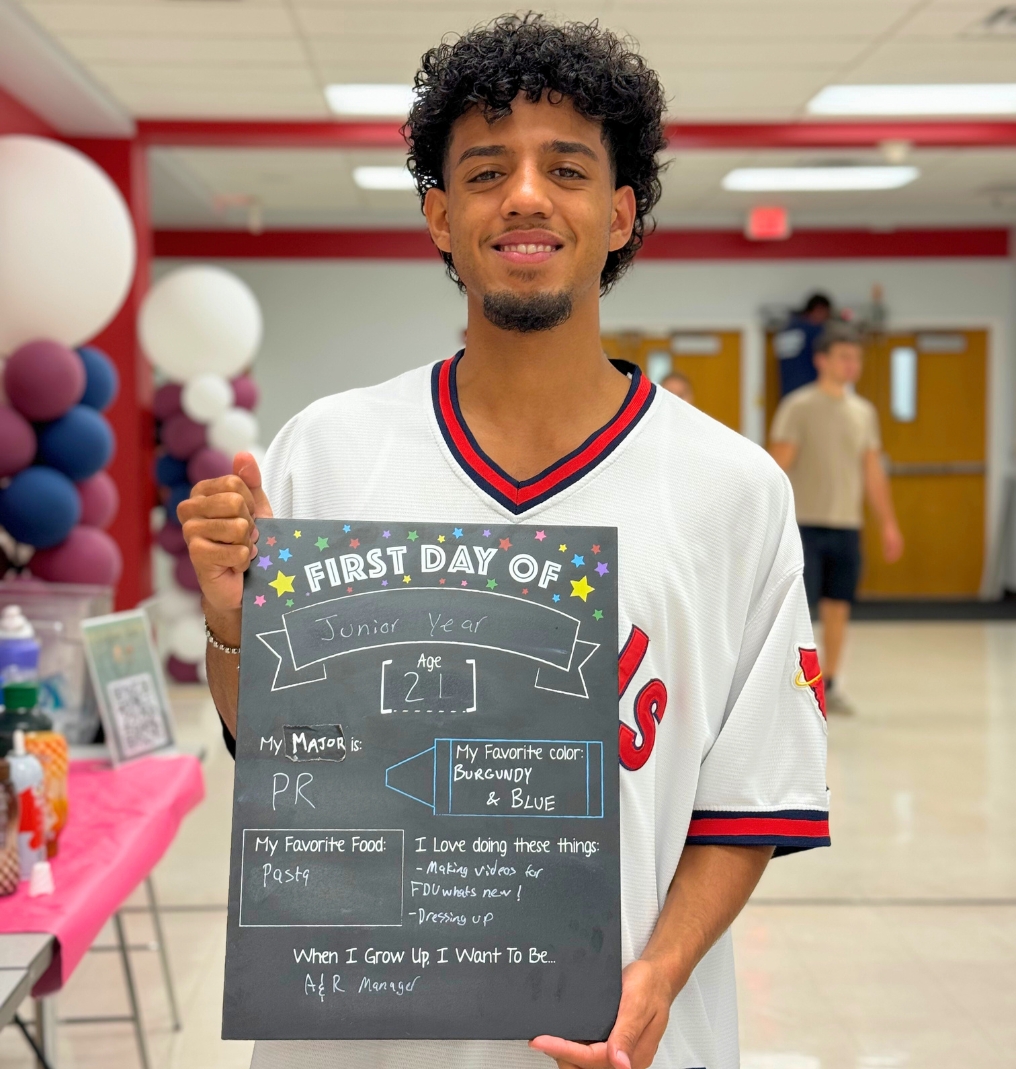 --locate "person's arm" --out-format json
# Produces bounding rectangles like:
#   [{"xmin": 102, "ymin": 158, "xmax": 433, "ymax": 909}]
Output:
[
  {"xmin": 177, "ymin": 451, "xmax": 274, "ymax": 740},
  {"xmin": 530, "ymin": 843, "xmax": 772, "ymax": 1069},
  {"xmin": 862, "ymin": 449, "xmax": 903, "ymax": 563},
  {"xmin": 768, "ymin": 440, "xmax": 797, "ymax": 472}
]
